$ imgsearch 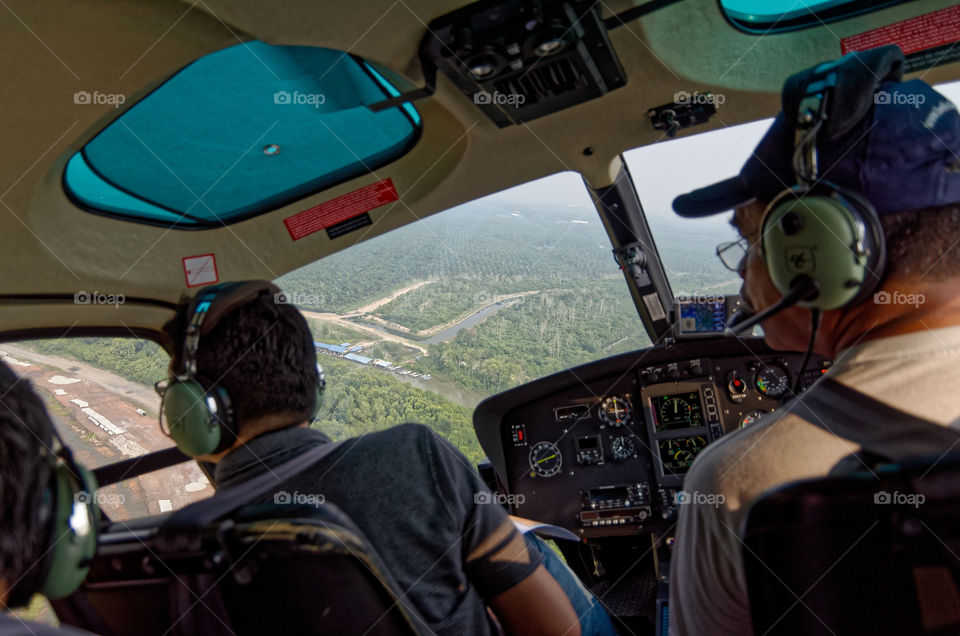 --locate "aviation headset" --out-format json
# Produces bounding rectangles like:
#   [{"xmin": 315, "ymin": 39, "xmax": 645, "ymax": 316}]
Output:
[
  {"xmin": 759, "ymin": 59, "xmax": 887, "ymax": 311},
  {"xmin": 160, "ymin": 280, "xmax": 326, "ymax": 458},
  {"xmin": 8, "ymin": 427, "xmax": 99, "ymax": 606}
]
